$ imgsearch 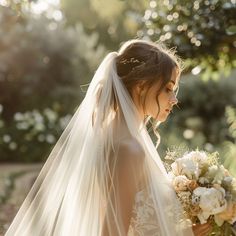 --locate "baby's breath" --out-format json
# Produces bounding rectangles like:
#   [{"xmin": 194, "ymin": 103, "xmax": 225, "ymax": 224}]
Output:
[
  {"xmin": 164, "ymin": 144, "xmax": 189, "ymax": 170},
  {"xmin": 206, "ymin": 151, "xmax": 220, "ymax": 166}
]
